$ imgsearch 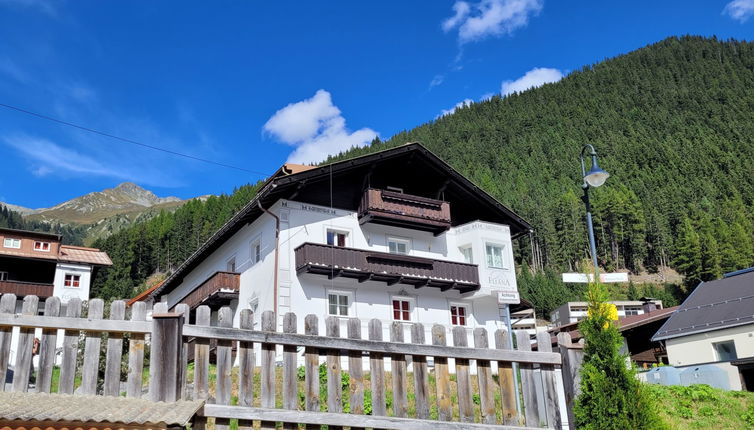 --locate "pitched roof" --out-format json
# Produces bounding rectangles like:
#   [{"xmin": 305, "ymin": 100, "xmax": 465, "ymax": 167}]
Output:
[
  {"xmin": 546, "ymin": 305, "xmax": 679, "ymax": 344},
  {"xmin": 59, "ymin": 245, "xmax": 113, "ymax": 266},
  {"xmin": 150, "ymin": 142, "xmax": 532, "ymax": 300},
  {"xmin": 127, "ymin": 281, "xmax": 164, "ymax": 306},
  {"xmin": 0, "ymin": 392, "xmax": 203, "ymax": 427},
  {"xmin": 652, "ymin": 269, "xmax": 754, "ymax": 341}
]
